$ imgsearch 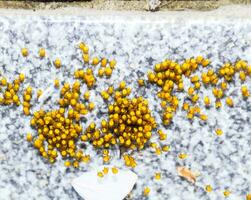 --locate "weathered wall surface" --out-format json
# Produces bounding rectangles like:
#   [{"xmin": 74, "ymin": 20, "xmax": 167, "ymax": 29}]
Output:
[{"xmin": 0, "ymin": 0, "xmax": 249, "ymax": 11}]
